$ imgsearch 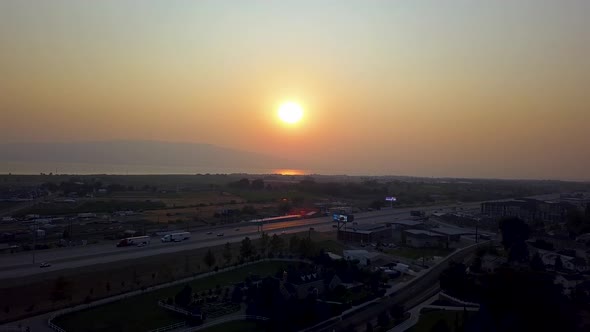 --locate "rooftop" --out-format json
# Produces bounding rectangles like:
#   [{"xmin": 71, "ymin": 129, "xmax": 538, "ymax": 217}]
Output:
[
  {"xmin": 404, "ymin": 229, "xmax": 444, "ymax": 237},
  {"xmin": 387, "ymin": 219, "xmax": 423, "ymax": 226},
  {"xmin": 430, "ymin": 227, "xmax": 473, "ymax": 236}
]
